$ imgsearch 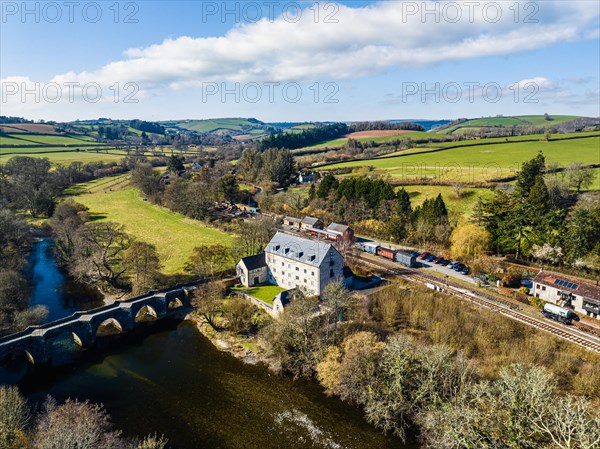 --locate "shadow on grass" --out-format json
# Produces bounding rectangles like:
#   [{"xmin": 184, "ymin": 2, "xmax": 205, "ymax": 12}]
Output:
[{"xmin": 87, "ymin": 212, "xmax": 108, "ymax": 222}]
